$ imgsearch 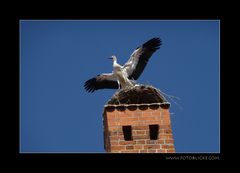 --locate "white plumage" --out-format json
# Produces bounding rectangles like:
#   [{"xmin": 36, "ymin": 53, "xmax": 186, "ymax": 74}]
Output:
[
  {"xmin": 110, "ymin": 55, "xmax": 134, "ymax": 89},
  {"xmin": 84, "ymin": 37, "xmax": 161, "ymax": 93}
]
